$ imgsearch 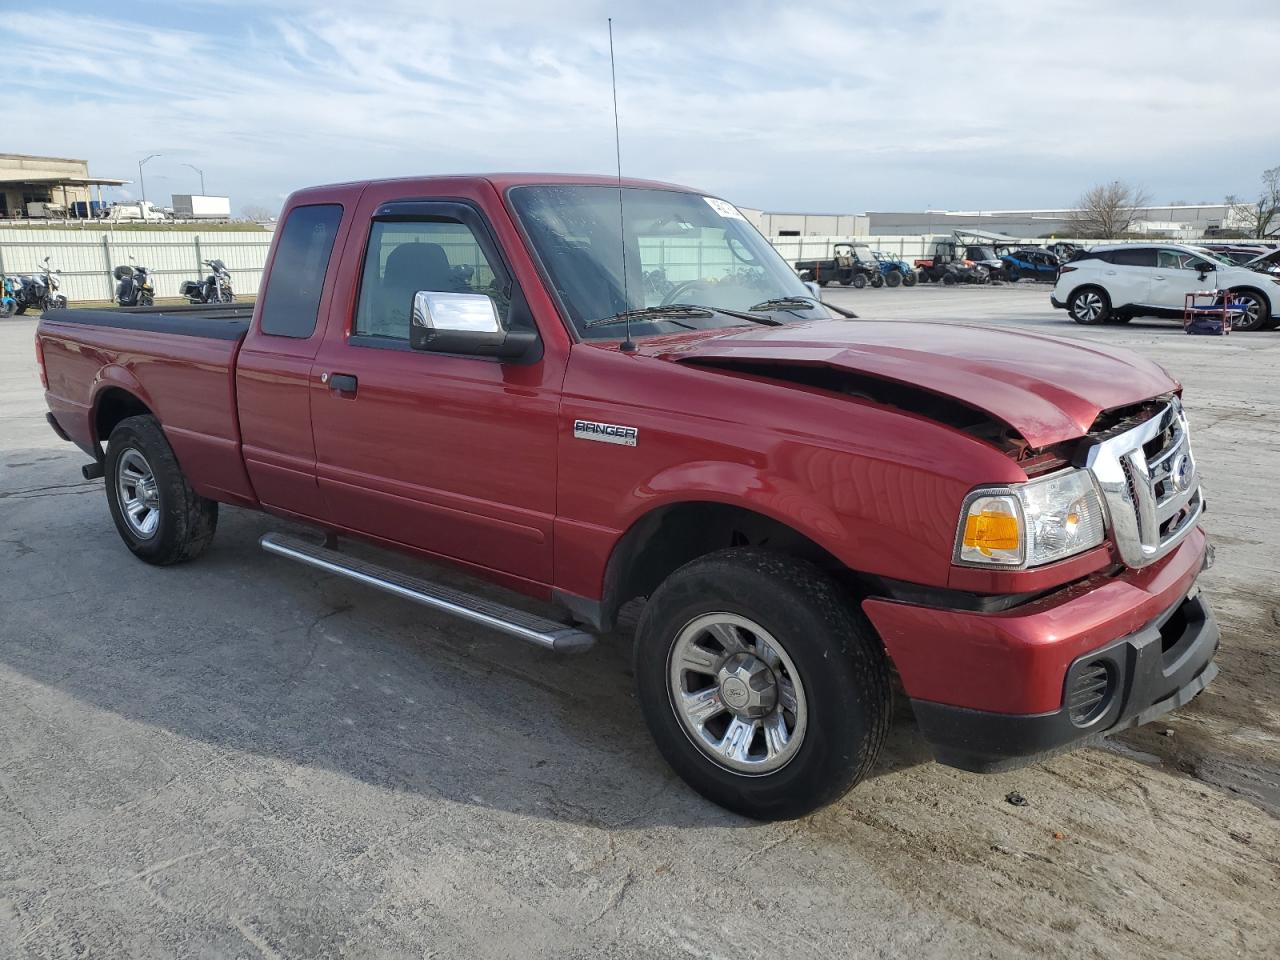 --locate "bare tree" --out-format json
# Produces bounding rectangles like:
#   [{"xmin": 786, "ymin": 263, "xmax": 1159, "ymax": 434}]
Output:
[
  {"xmin": 241, "ymin": 204, "xmax": 276, "ymax": 222},
  {"xmin": 1227, "ymin": 166, "xmax": 1280, "ymax": 239},
  {"xmin": 1066, "ymin": 181, "xmax": 1152, "ymax": 238}
]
